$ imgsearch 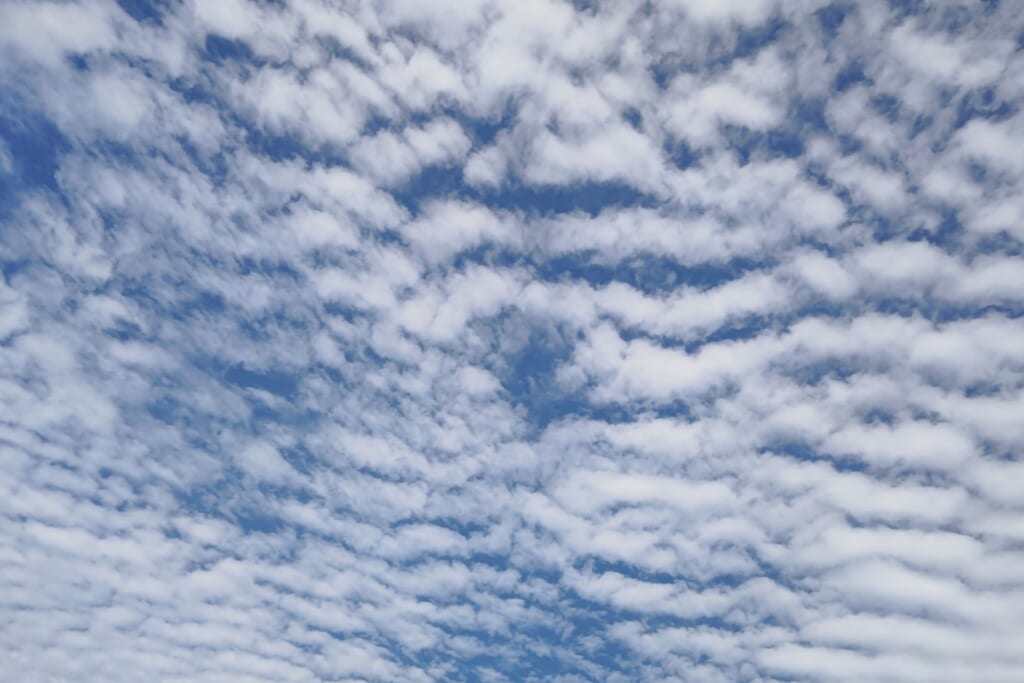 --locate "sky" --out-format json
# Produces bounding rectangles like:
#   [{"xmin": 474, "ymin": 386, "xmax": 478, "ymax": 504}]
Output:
[{"xmin": 0, "ymin": 0, "xmax": 1023, "ymax": 681}]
